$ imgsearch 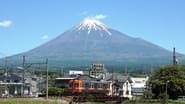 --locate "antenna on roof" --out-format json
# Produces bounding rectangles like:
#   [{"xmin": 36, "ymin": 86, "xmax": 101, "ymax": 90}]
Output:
[
  {"xmin": 150, "ymin": 65, "xmax": 153, "ymax": 75},
  {"xmin": 125, "ymin": 64, "xmax": 128, "ymax": 76},
  {"xmin": 112, "ymin": 68, "xmax": 114, "ymax": 80}
]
